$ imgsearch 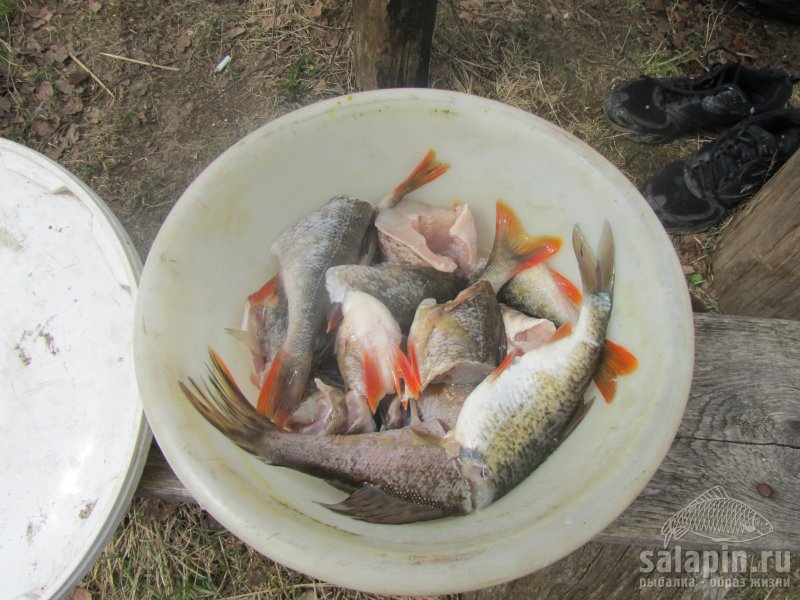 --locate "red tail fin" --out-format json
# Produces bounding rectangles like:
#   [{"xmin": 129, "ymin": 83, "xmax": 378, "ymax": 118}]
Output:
[
  {"xmin": 481, "ymin": 201, "xmax": 562, "ymax": 291},
  {"xmin": 394, "ymin": 345, "xmax": 420, "ymax": 400},
  {"xmin": 593, "ymin": 340, "xmax": 638, "ymax": 403},
  {"xmin": 405, "ymin": 341, "xmax": 423, "ymax": 396},
  {"xmin": 256, "ymin": 350, "xmax": 308, "ymax": 428},
  {"xmin": 380, "ymin": 149, "xmax": 451, "ymax": 208},
  {"xmin": 548, "ymin": 267, "xmax": 582, "ymax": 306},
  {"xmin": 362, "ymin": 351, "xmax": 384, "ymax": 414}
]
